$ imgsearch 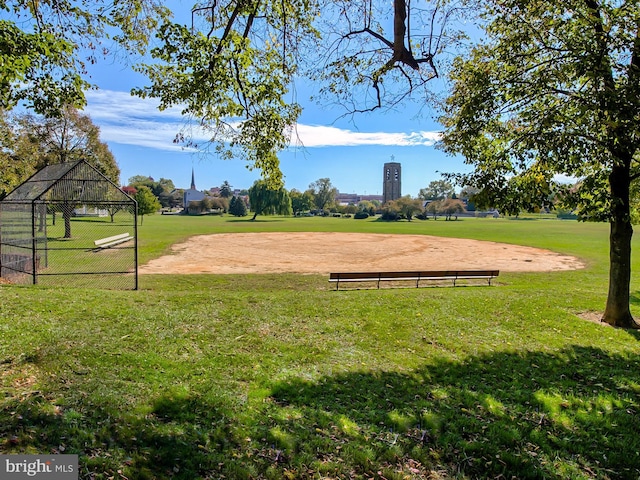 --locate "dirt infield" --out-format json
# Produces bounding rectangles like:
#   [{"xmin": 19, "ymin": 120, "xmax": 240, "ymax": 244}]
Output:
[{"xmin": 139, "ymin": 232, "xmax": 585, "ymax": 275}]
